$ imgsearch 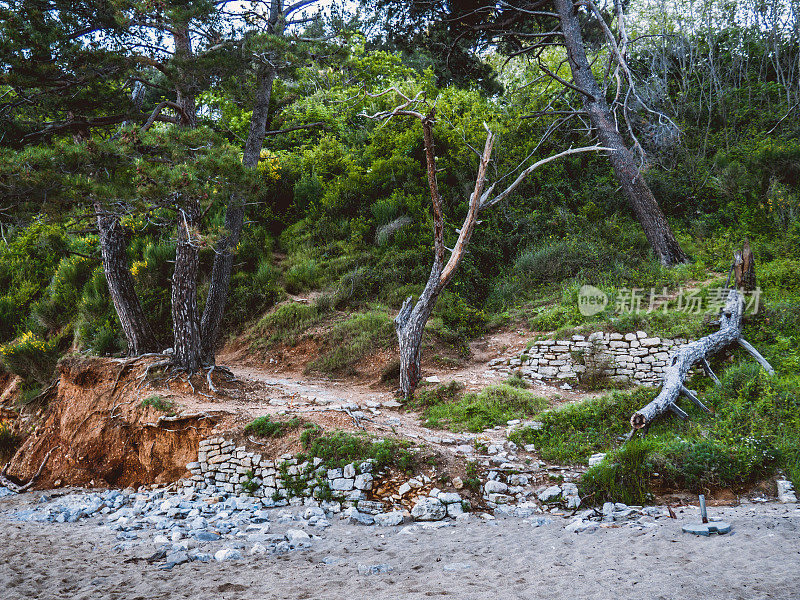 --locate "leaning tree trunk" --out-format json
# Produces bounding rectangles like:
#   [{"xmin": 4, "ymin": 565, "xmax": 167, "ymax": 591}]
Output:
[
  {"xmin": 554, "ymin": 0, "xmax": 688, "ymax": 266},
  {"xmin": 394, "ymin": 114, "xmax": 494, "ymax": 399},
  {"xmin": 395, "ymin": 265, "xmax": 445, "ymax": 398},
  {"xmin": 172, "ymin": 202, "xmax": 202, "ymax": 372},
  {"xmin": 95, "ymin": 203, "xmax": 158, "ymax": 356},
  {"xmin": 630, "ymin": 289, "xmax": 774, "ymax": 430},
  {"xmin": 200, "ymin": 66, "xmax": 276, "ymax": 364}
]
